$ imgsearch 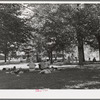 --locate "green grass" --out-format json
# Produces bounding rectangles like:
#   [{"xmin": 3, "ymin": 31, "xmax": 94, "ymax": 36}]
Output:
[{"xmin": 0, "ymin": 68, "xmax": 100, "ymax": 89}]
